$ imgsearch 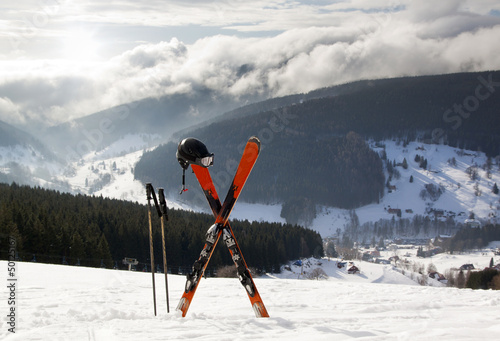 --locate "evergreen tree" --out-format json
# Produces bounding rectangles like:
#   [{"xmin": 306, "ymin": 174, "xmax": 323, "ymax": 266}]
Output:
[
  {"xmin": 0, "ymin": 183, "xmax": 323, "ymax": 271},
  {"xmin": 409, "ymin": 175, "xmax": 414, "ymax": 183},
  {"xmin": 70, "ymin": 232, "xmax": 86, "ymax": 264},
  {"xmin": 493, "ymin": 183, "xmax": 499, "ymax": 195},
  {"xmin": 457, "ymin": 270, "xmax": 466, "ymax": 288},
  {"xmin": 378, "ymin": 237, "xmax": 385, "ymax": 249},
  {"xmin": 402, "ymin": 158, "xmax": 408, "ymax": 169},
  {"xmin": 325, "ymin": 241, "xmax": 338, "ymax": 258}
]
